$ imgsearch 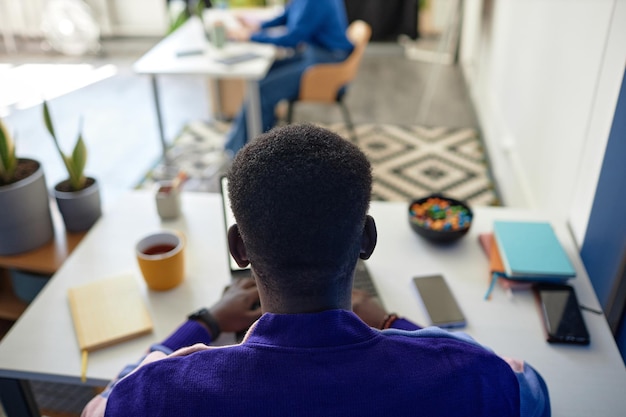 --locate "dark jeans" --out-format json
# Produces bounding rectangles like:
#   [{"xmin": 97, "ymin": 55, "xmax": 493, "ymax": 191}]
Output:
[{"xmin": 224, "ymin": 45, "xmax": 351, "ymax": 156}]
